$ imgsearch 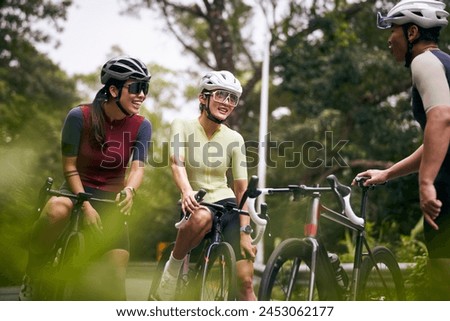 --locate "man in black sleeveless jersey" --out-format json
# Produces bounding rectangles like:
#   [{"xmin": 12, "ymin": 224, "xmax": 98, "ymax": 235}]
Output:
[{"xmin": 357, "ymin": 0, "xmax": 450, "ymax": 299}]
